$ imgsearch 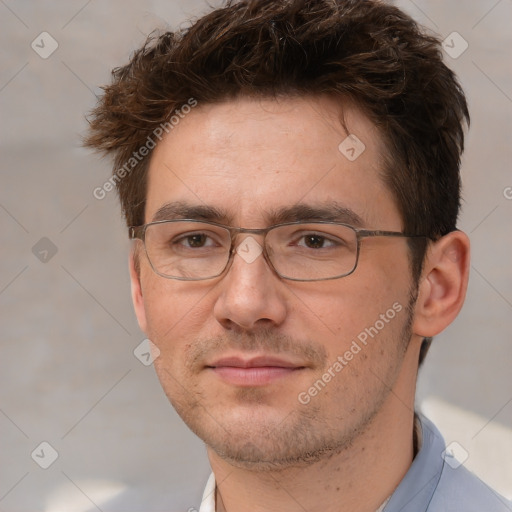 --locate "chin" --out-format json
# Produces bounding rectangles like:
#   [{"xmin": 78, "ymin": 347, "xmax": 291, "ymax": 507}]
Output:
[
  {"xmin": 206, "ymin": 427, "xmax": 349, "ymax": 472},
  {"xmin": 177, "ymin": 398, "xmax": 359, "ymax": 471}
]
